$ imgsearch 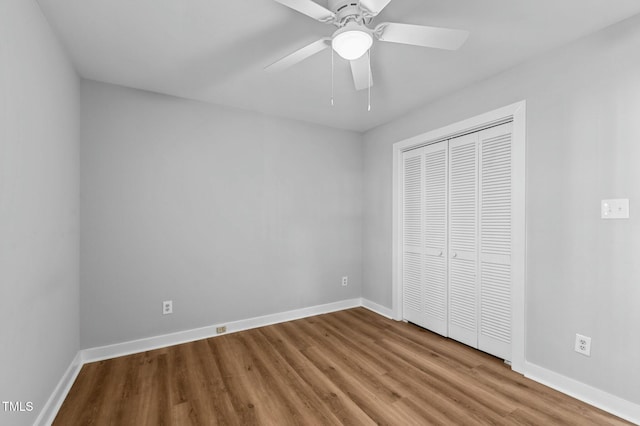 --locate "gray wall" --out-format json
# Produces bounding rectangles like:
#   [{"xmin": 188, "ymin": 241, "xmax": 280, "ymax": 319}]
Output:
[
  {"xmin": 3, "ymin": 0, "xmax": 638, "ymax": 420},
  {"xmin": 363, "ymin": 14, "xmax": 640, "ymax": 404},
  {"xmin": 0, "ymin": 1, "xmax": 80, "ymax": 425},
  {"xmin": 80, "ymin": 81, "xmax": 363, "ymax": 348}
]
